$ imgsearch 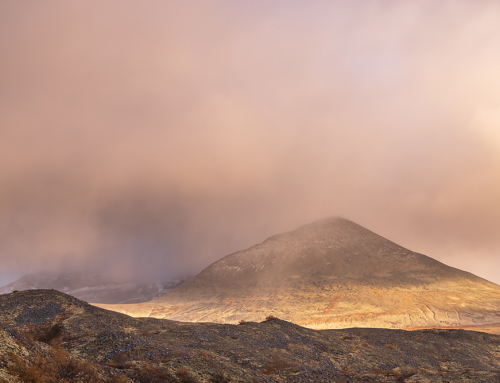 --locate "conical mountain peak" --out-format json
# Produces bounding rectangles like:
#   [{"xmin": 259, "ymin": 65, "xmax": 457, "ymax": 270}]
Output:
[
  {"xmin": 100, "ymin": 217, "xmax": 500, "ymax": 330},
  {"xmin": 262, "ymin": 216, "xmax": 370, "ymax": 244},
  {"xmin": 159, "ymin": 217, "xmax": 473, "ymax": 301}
]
